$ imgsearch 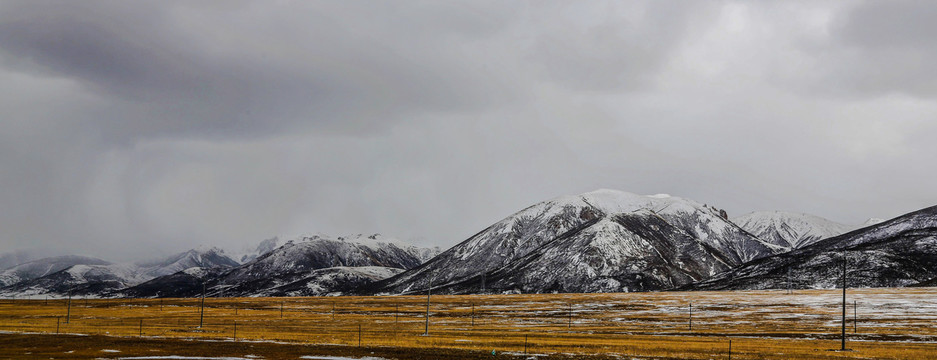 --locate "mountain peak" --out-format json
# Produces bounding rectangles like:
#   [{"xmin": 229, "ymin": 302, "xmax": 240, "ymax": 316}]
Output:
[
  {"xmin": 732, "ymin": 211, "xmax": 852, "ymax": 250},
  {"xmin": 371, "ymin": 189, "xmax": 779, "ymax": 295}
]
